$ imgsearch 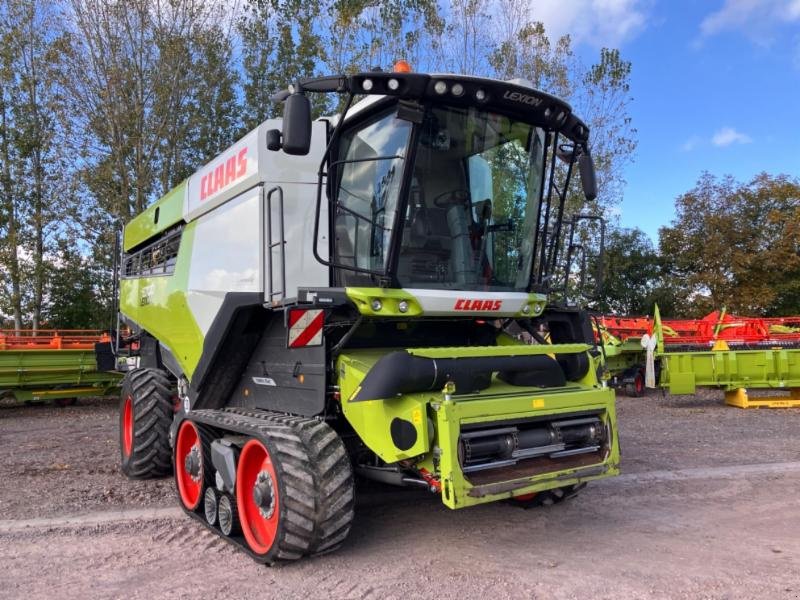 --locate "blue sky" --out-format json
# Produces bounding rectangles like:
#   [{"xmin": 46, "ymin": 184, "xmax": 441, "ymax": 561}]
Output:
[{"xmin": 534, "ymin": 0, "xmax": 800, "ymax": 243}]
